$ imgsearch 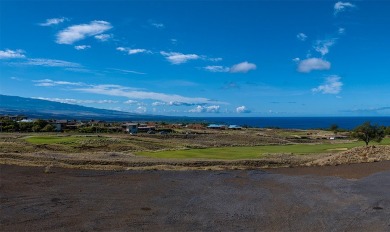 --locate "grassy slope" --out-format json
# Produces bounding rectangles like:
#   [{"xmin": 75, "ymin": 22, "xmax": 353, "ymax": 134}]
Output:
[
  {"xmin": 23, "ymin": 135, "xmax": 390, "ymax": 160},
  {"xmin": 137, "ymin": 138, "xmax": 390, "ymax": 160}
]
